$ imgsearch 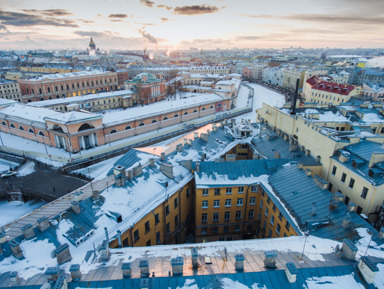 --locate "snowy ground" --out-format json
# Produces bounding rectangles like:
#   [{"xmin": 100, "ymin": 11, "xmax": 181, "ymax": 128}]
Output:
[
  {"xmin": 0, "ymin": 158, "xmax": 19, "ymax": 173},
  {"xmin": 0, "ymin": 199, "xmax": 47, "ymax": 227},
  {"xmin": 235, "ymin": 83, "xmax": 285, "ymax": 122},
  {"xmin": 17, "ymin": 161, "xmax": 36, "ymax": 177}
]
